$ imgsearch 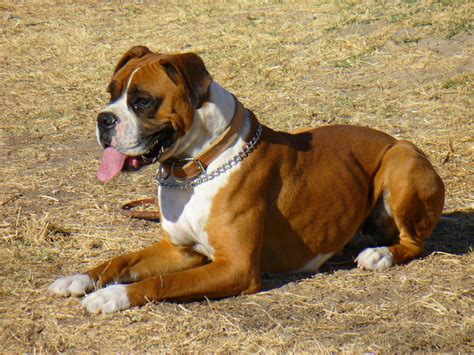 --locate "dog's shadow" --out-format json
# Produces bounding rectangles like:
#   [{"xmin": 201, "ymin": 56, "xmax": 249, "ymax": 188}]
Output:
[{"xmin": 260, "ymin": 210, "xmax": 473, "ymax": 292}]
